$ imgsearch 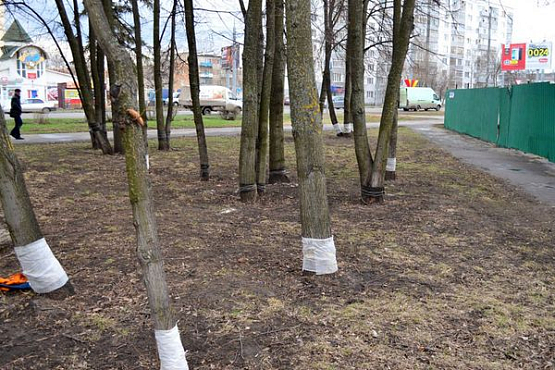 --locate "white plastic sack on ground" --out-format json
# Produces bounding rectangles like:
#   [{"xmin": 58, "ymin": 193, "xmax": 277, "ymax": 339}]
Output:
[
  {"xmin": 14, "ymin": 238, "xmax": 68, "ymax": 293},
  {"xmin": 155, "ymin": 325, "xmax": 189, "ymax": 370},
  {"xmin": 386, "ymin": 157, "xmax": 397, "ymax": 172},
  {"xmin": 302, "ymin": 236, "xmax": 338, "ymax": 275}
]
